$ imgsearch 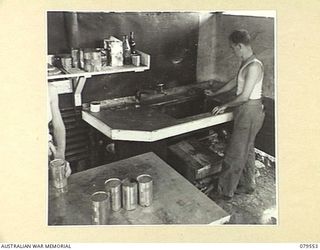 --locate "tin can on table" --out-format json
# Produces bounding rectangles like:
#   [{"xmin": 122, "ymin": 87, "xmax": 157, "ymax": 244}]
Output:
[
  {"xmin": 90, "ymin": 191, "xmax": 110, "ymax": 225},
  {"xmin": 49, "ymin": 159, "xmax": 68, "ymax": 189},
  {"xmin": 105, "ymin": 178, "xmax": 122, "ymax": 211},
  {"xmin": 137, "ymin": 174, "xmax": 153, "ymax": 207},
  {"xmin": 122, "ymin": 179, "xmax": 138, "ymax": 211}
]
